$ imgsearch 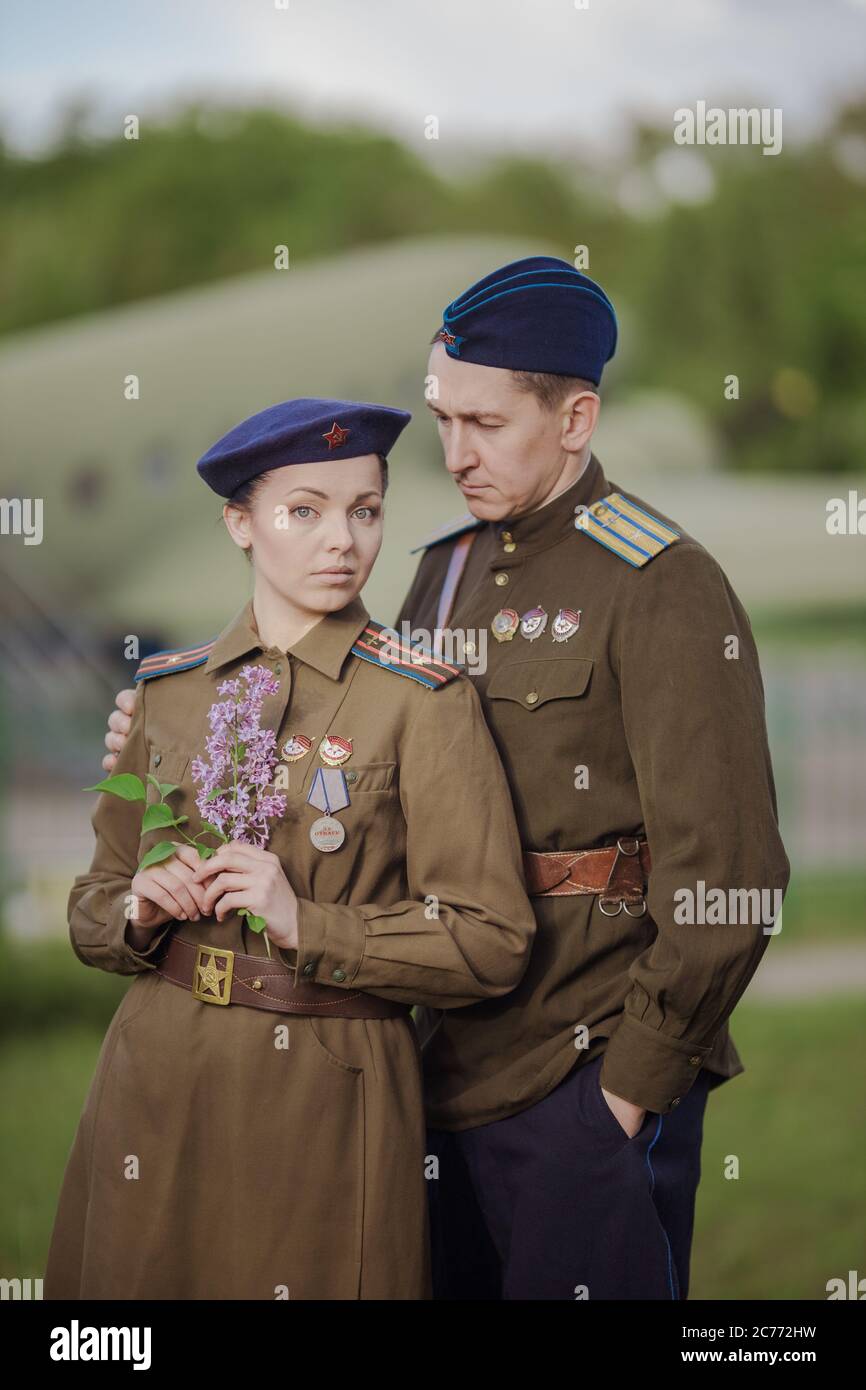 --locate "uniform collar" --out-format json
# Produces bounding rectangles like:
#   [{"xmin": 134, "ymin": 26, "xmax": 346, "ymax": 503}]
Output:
[
  {"xmin": 492, "ymin": 451, "xmax": 607, "ymax": 557},
  {"xmin": 204, "ymin": 594, "xmax": 371, "ymax": 681}
]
